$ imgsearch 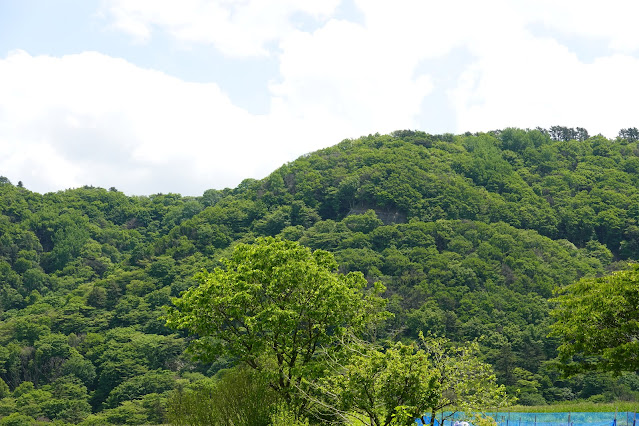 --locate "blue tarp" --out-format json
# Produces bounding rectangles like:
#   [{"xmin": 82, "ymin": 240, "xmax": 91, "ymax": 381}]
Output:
[
  {"xmin": 416, "ymin": 412, "xmax": 636, "ymax": 426},
  {"xmin": 415, "ymin": 416, "xmax": 440, "ymax": 426}
]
